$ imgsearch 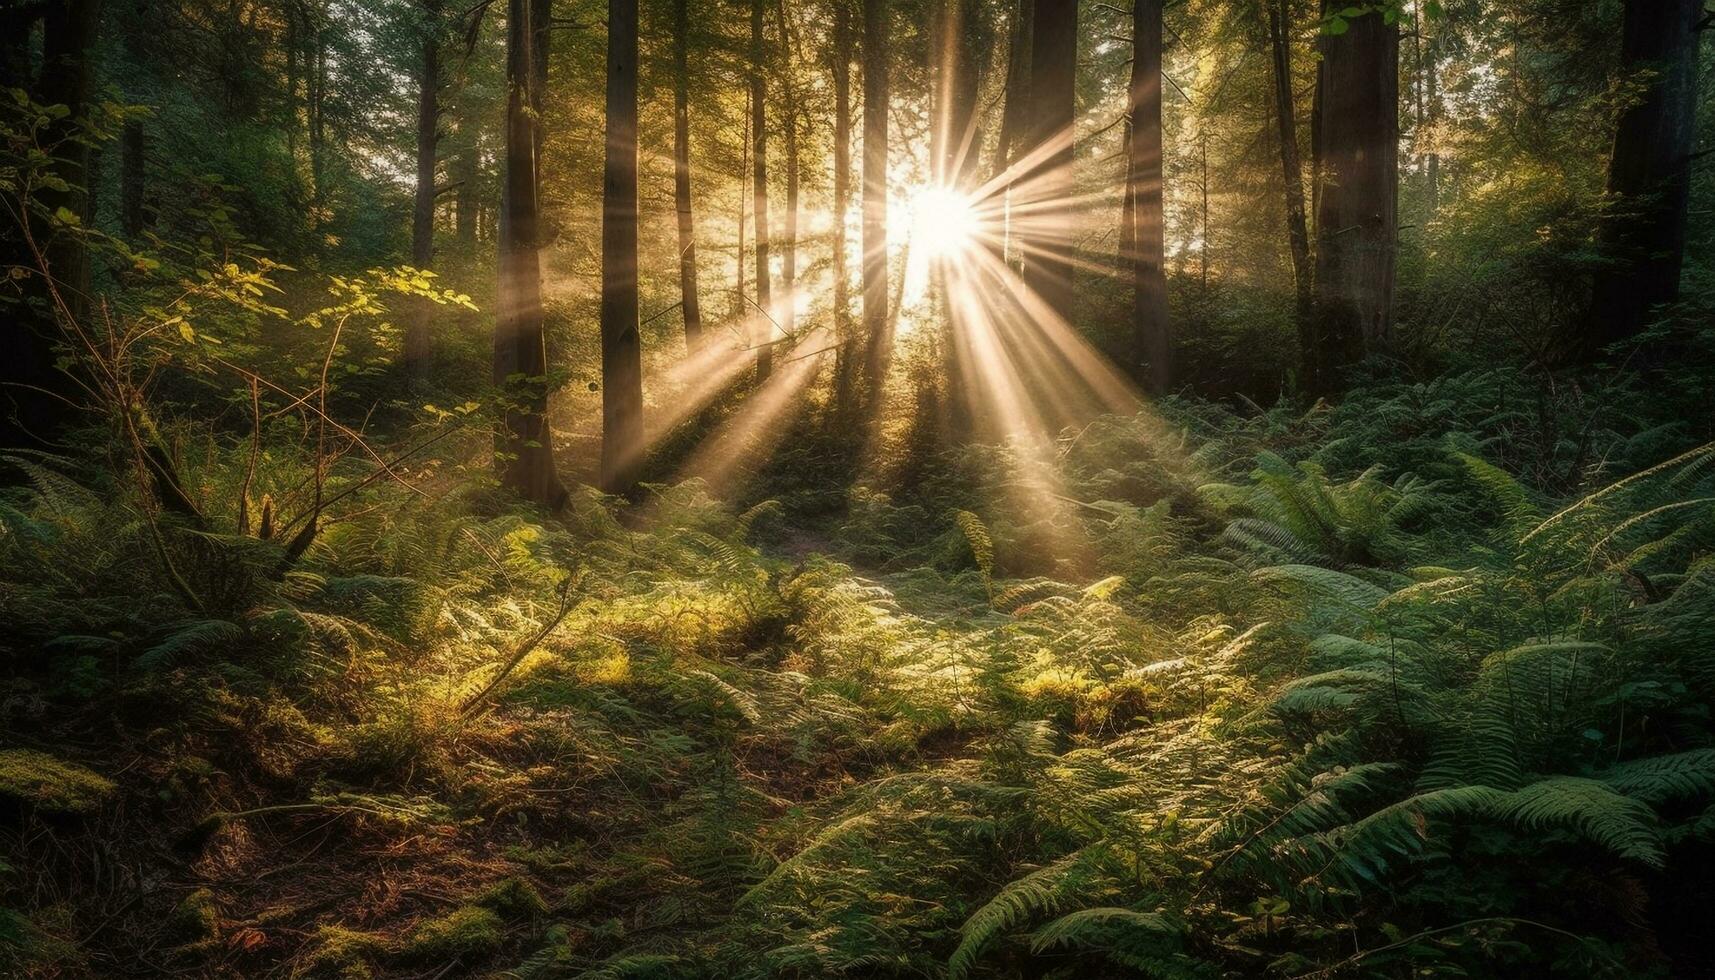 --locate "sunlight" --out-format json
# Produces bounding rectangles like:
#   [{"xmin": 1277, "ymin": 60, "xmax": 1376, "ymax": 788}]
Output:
[{"xmin": 908, "ymin": 185, "xmax": 980, "ymax": 260}]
